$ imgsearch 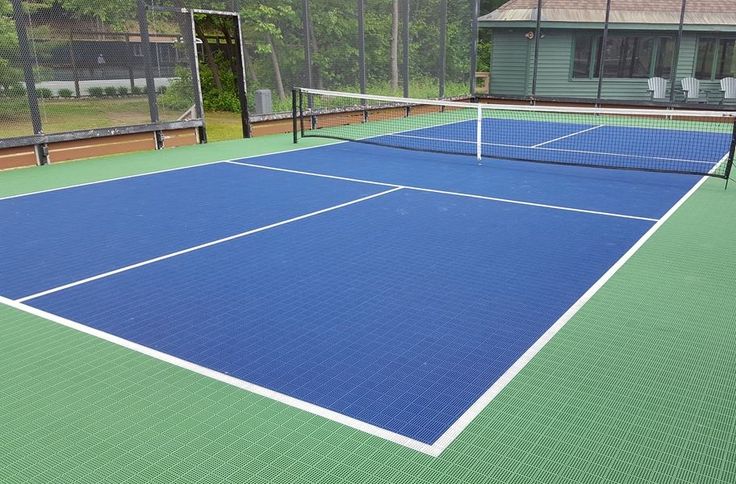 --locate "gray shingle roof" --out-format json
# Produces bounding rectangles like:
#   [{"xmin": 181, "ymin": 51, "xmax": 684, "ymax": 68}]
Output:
[{"xmin": 479, "ymin": 0, "xmax": 736, "ymax": 25}]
